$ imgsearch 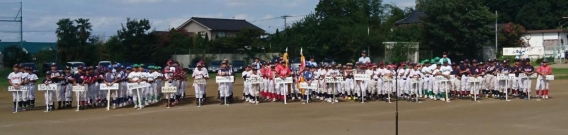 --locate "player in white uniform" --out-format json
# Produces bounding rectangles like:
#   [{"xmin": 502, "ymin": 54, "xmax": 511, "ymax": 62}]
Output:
[
  {"xmin": 373, "ymin": 63, "xmax": 385, "ymax": 100},
  {"xmin": 20, "ymin": 67, "xmax": 30, "ymax": 110},
  {"xmin": 367, "ymin": 65, "xmax": 377, "ymax": 100},
  {"xmin": 249, "ymin": 68, "xmax": 261, "ymax": 104},
  {"xmin": 128, "ymin": 64, "xmax": 144, "ymax": 109},
  {"xmin": 439, "ymin": 60, "xmax": 453, "ymax": 101},
  {"xmin": 316, "ymin": 65, "xmax": 326, "ymax": 100},
  {"xmin": 8, "ymin": 64, "xmax": 23, "ymax": 112},
  {"xmin": 242, "ymin": 66, "xmax": 253, "ymax": 102},
  {"xmin": 324, "ymin": 64, "xmax": 340, "ymax": 103},
  {"xmin": 26, "ymin": 67, "xmax": 38, "ymax": 109},
  {"xmin": 192, "ymin": 62, "xmax": 208, "ymax": 105},
  {"xmin": 431, "ymin": 63, "xmax": 442, "ymax": 100},
  {"xmin": 407, "ymin": 63, "xmax": 424, "ymax": 100},
  {"xmin": 146, "ymin": 66, "xmax": 157, "ymax": 105},
  {"xmin": 396, "ymin": 63, "xmax": 407, "ymax": 98}
]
